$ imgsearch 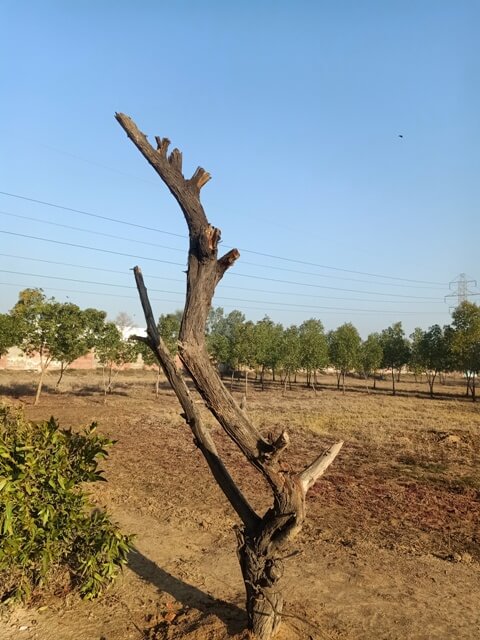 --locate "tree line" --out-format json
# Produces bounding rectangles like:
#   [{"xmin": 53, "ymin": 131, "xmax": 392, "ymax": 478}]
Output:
[
  {"xmin": 205, "ymin": 303, "xmax": 479, "ymax": 401},
  {"xmin": 0, "ymin": 289, "xmax": 479, "ymax": 403}
]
